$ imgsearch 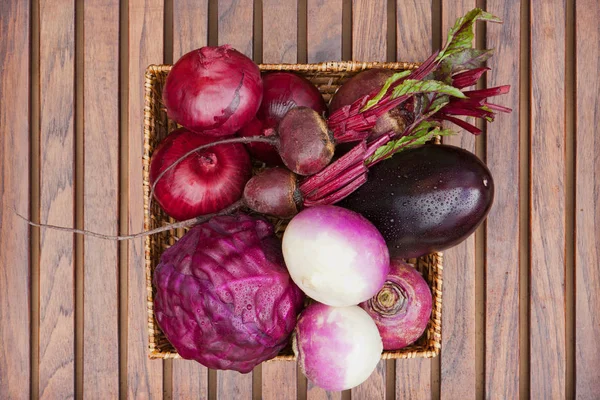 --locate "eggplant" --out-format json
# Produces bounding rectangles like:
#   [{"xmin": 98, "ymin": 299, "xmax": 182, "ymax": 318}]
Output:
[{"xmin": 339, "ymin": 144, "xmax": 494, "ymax": 258}]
